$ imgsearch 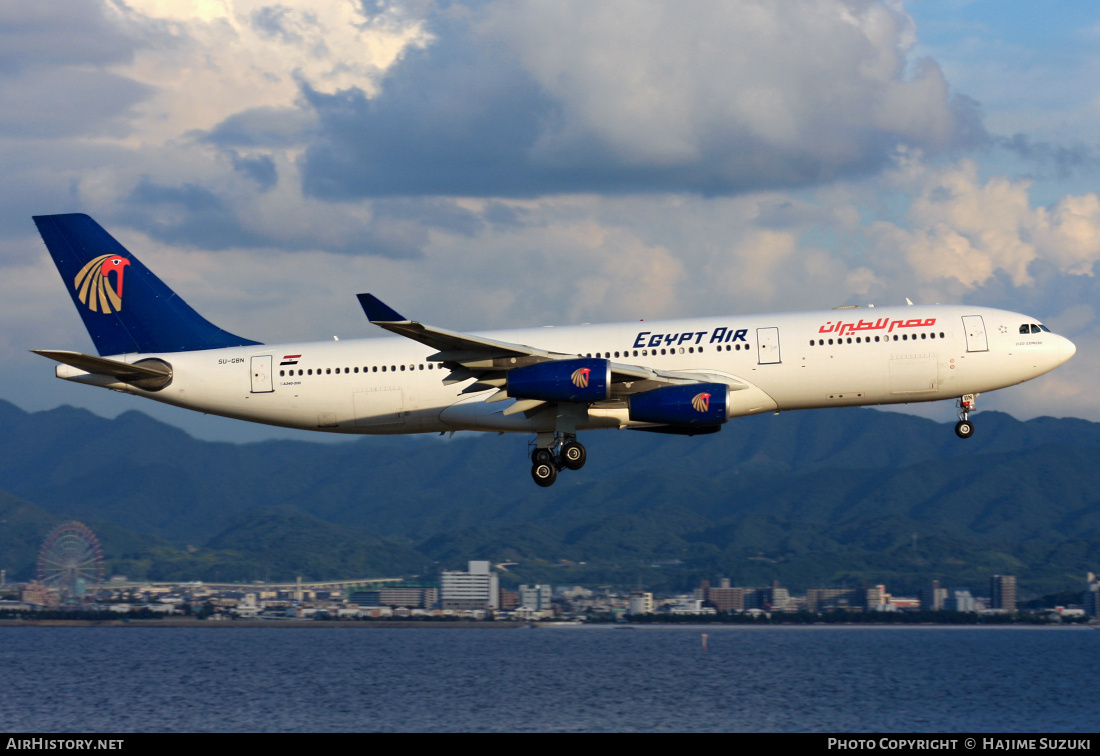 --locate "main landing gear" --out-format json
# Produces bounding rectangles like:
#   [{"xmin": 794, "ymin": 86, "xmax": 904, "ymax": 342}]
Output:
[
  {"xmin": 530, "ymin": 433, "xmax": 586, "ymax": 487},
  {"xmin": 955, "ymin": 394, "xmax": 976, "ymax": 439}
]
